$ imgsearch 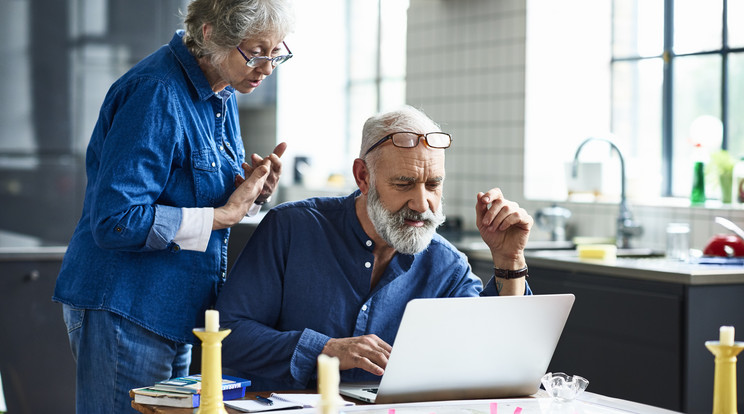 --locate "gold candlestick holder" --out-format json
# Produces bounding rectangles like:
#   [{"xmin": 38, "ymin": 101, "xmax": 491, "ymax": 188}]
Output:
[
  {"xmin": 705, "ymin": 340, "xmax": 744, "ymax": 414},
  {"xmin": 193, "ymin": 328, "xmax": 231, "ymax": 414}
]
